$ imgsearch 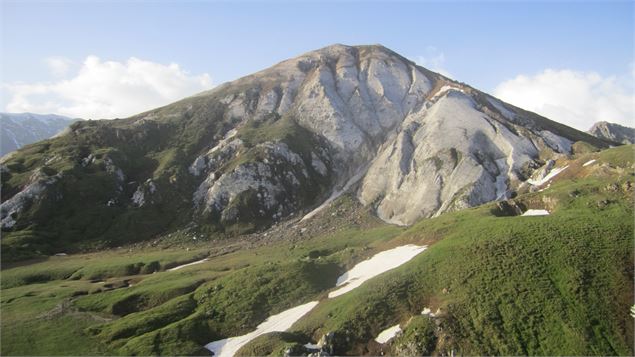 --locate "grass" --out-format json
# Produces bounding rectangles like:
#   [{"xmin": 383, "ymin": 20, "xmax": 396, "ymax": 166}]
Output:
[
  {"xmin": 391, "ymin": 315, "xmax": 437, "ymax": 355},
  {"xmin": 1, "ymin": 213, "xmax": 402, "ymax": 355},
  {"xmin": 2, "ymin": 248, "xmax": 209, "ymax": 289},
  {"xmin": 235, "ymin": 332, "xmax": 306, "ymax": 356},
  {"xmin": 0, "ymin": 100, "xmax": 229, "ymax": 261},
  {"xmin": 291, "ymin": 171, "xmax": 634, "ymax": 355},
  {"xmin": 1, "ymin": 145, "xmax": 632, "ymax": 356},
  {"xmin": 0, "ymin": 106, "xmax": 340, "ymax": 259},
  {"xmin": 1, "ymin": 280, "xmax": 114, "ymax": 355}
]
